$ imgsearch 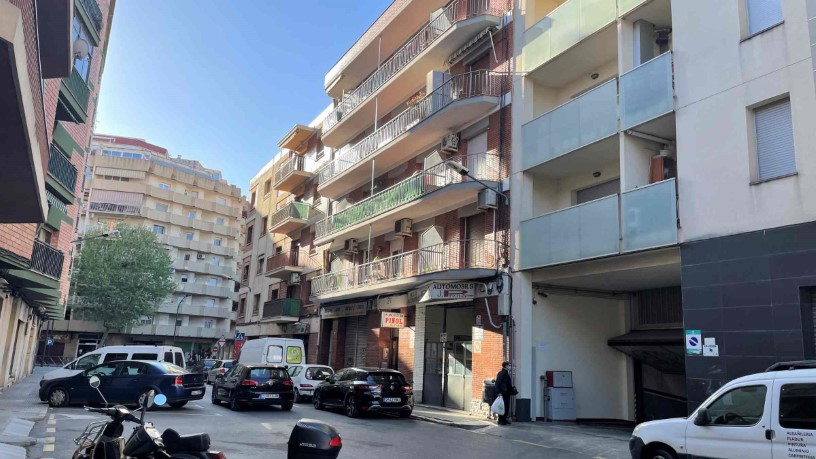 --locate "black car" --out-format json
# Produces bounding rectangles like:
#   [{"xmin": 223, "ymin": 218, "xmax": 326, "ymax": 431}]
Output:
[
  {"xmin": 190, "ymin": 359, "xmax": 217, "ymax": 374},
  {"xmin": 312, "ymin": 367, "xmax": 413, "ymax": 418},
  {"xmin": 39, "ymin": 360, "xmax": 205, "ymax": 408},
  {"xmin": 211, "ymin": 364, "xmax": 294, "ymax": 411}
]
